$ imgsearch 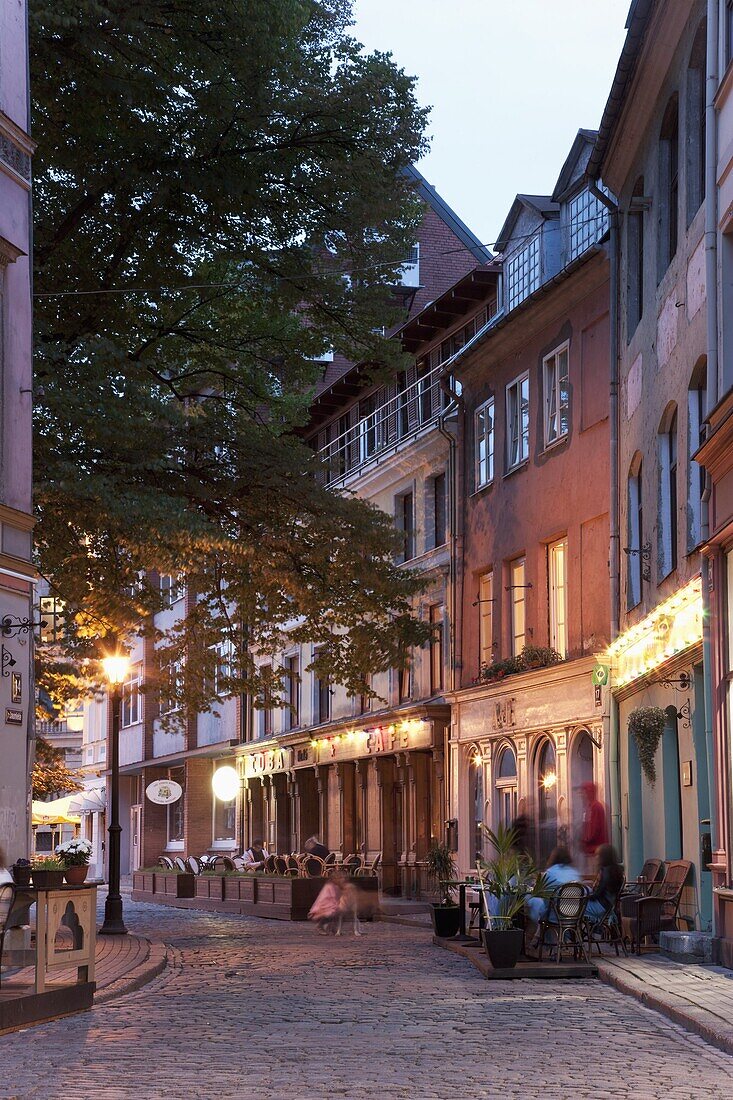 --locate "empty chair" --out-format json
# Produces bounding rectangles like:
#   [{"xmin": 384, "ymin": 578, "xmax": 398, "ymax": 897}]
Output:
[
  {"xmin": 303, "ymin": 854, "xmax": 327, "ymax": 877},
  {"xmin": 173, "ymin": 856, "xmax": 188, "ymax": 873},
  {"xmin": 621, "ymin": 859, "xmax": 692, "ymax": 954},
  {"xmin": 342, "ymin": 853, "xmax": 363, "ymax": 875},
  {"xmin": 263, "ymin": 854, "xmax": 277, "ymax": 875},
  {"xmin": 623, "ymin": 858, "xmax": 664, "ymax": 898},
  {"xmin": 583, "ymin": 877, "xmax": 627, "ymax": 957},
  {"xmin": 274, "ymin": 855, "xmax": 289, "ymax": 876},
  {"xmin": 187, "ymin": 856, "xmax": 202, "ymax": 875},
  {"xmin": 221, "ymin": 855, "xmax": 238, "ymax": 873},
  {"xmin": 356, "ymin": 853, "xmax": 381, "ymax": 878},
  {"xmin": 158, "ymin": 855, "xmax": 174, "ymax": 871},
  {"xmin": 207, "ymin": 854, "xmax": 221, "ymax": 870}
]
